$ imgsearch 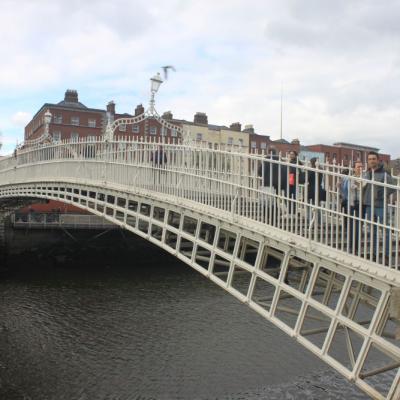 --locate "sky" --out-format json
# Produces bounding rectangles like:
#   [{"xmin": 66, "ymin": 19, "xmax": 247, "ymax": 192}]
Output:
[{"xmin": 0, "ymin": 0, "xmax": 399, "ymax": 156}]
